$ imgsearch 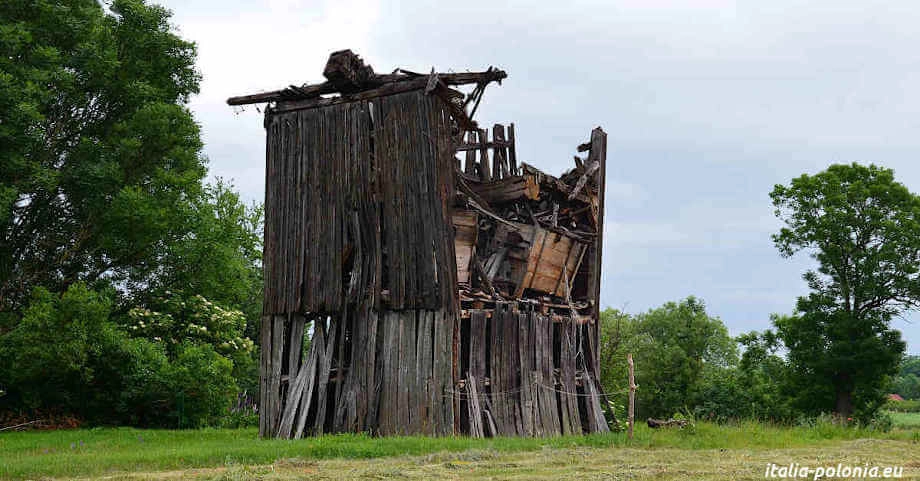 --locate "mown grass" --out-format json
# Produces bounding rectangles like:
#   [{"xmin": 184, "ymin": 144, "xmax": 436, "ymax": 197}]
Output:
[{"xmin": 0, "ymin": 422, "xmax": 917, "ymax": 480}]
